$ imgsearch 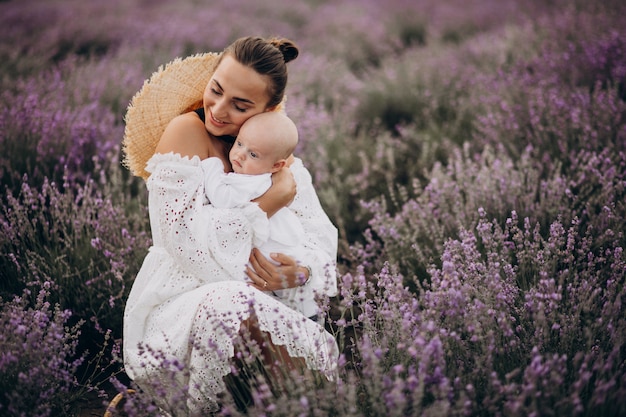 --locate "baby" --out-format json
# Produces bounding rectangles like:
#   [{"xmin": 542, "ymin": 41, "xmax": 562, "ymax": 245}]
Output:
[{"xmin": 201, "ymin": 111, "xmax": 317, "ymax": 318}]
